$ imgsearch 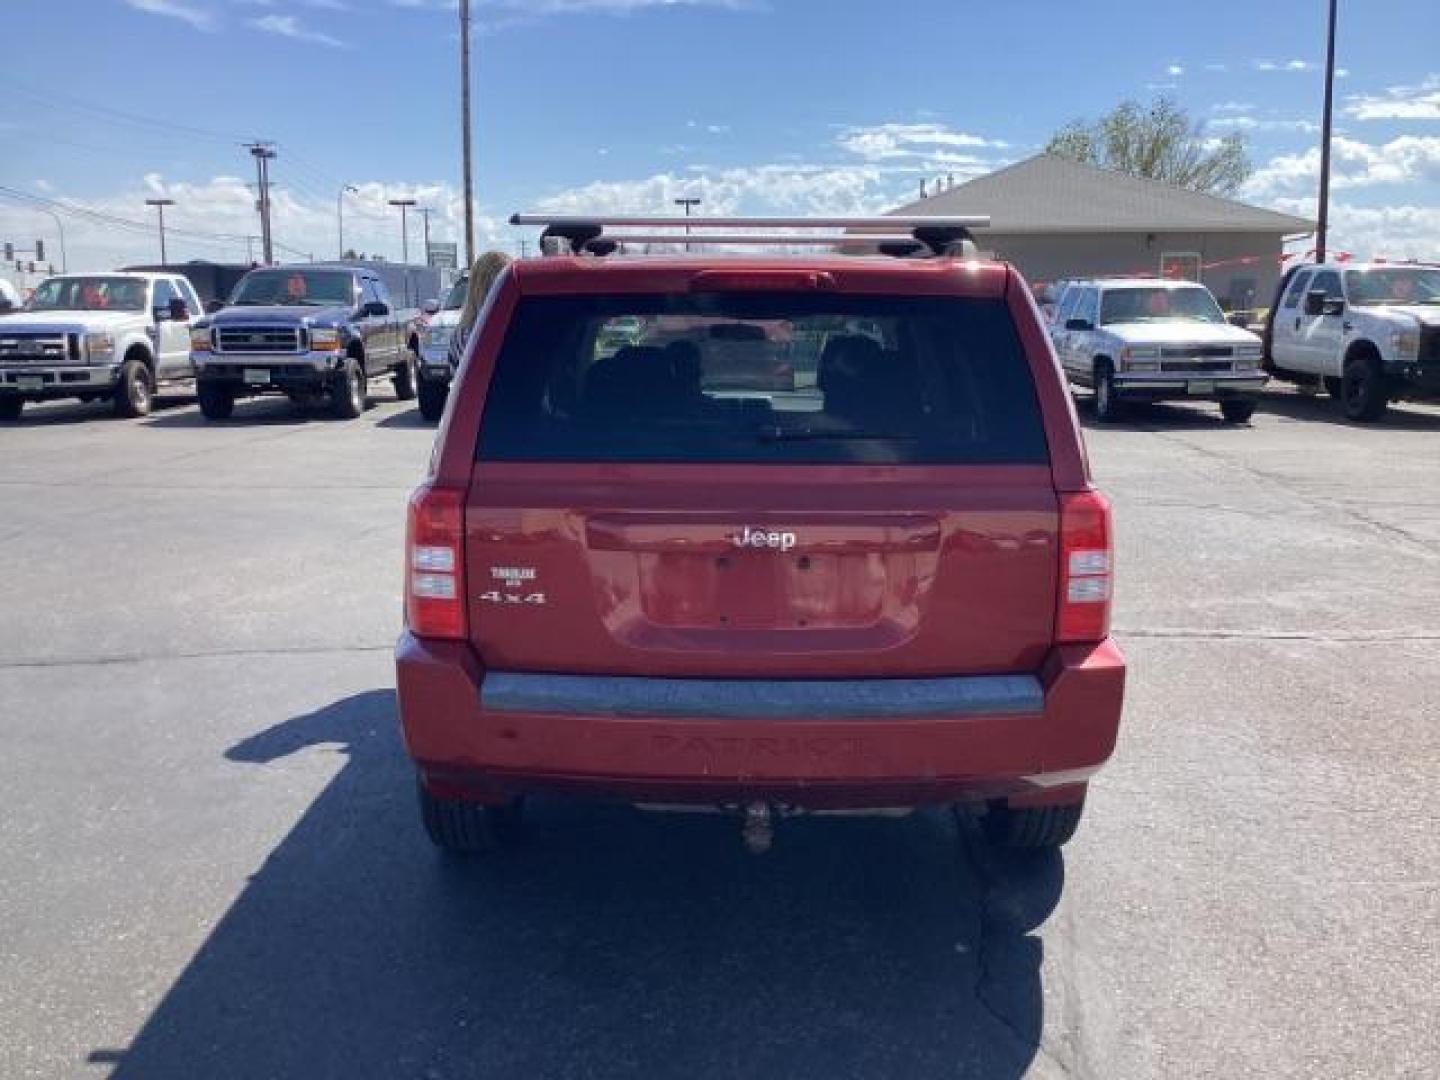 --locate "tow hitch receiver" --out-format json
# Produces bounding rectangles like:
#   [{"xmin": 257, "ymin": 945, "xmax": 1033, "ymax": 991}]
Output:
[{"xmin": 741, "ymin": 801, "xmax": 774, "ymax": 855}]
